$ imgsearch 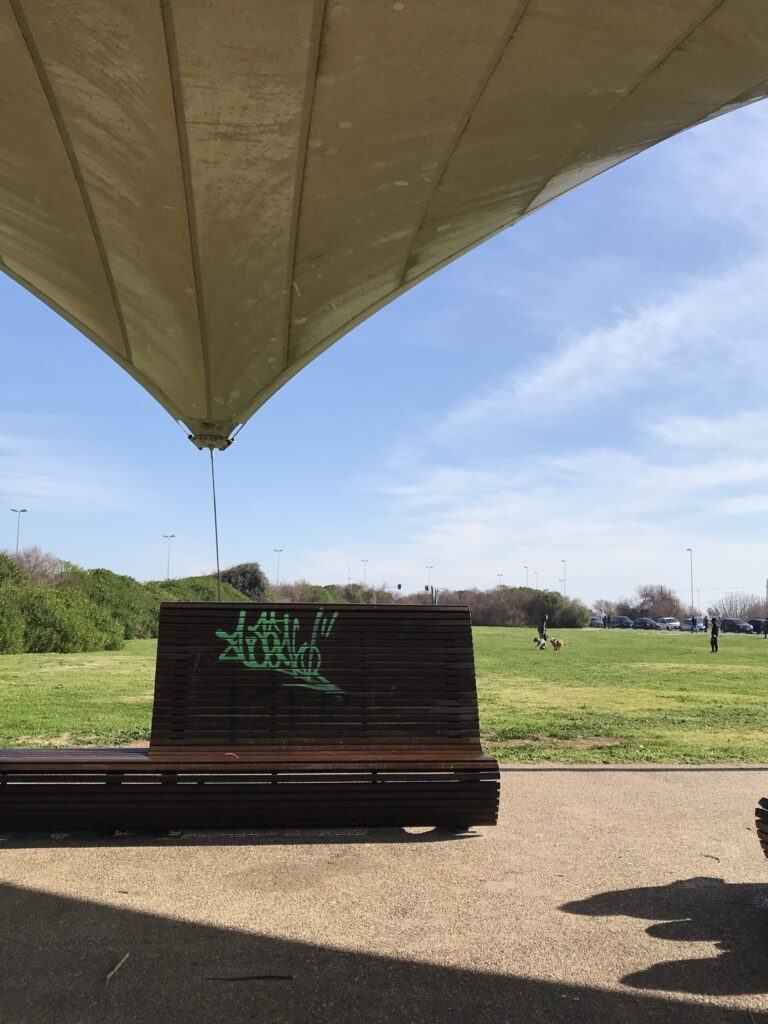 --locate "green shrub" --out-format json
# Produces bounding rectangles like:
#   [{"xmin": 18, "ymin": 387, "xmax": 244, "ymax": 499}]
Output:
[
  {"xmin": 144, "ymin": 575, "xmax": 248, "ymax": 604},
  {"xmin": 65, "ymin": 567, "xmax": 157, "ymax": 639},
  {"xmin": 20, "ymin": 586, "xmax": 124, "ymax": 653},
  {"xmin": 219, "ymin": 562, "xmax": 269, "ymax": 601},
  {"xmin": 0, "ymin": 552, "xmax": 26, "ymax": 585},
  {"xmin": 0, "ymin": 582, "xmax": 26, "ymax": 653}
]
